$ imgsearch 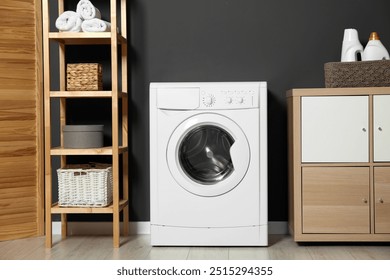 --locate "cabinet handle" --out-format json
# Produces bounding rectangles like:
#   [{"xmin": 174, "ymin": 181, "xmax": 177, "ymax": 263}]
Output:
[
  {"xmin": 379, "ymin": 198, "xmax": 384, "ymax": 203},
  {"xmin": 362, "ymin": 128, "xmax": 367, "ymax": 132},
  {"xmin": 378, "ymin": 127, "xmax": 383, "ymax": 131},
  {"xmin": 362, "ymin": 198, "xmax": 368, "ymax": 203}
]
